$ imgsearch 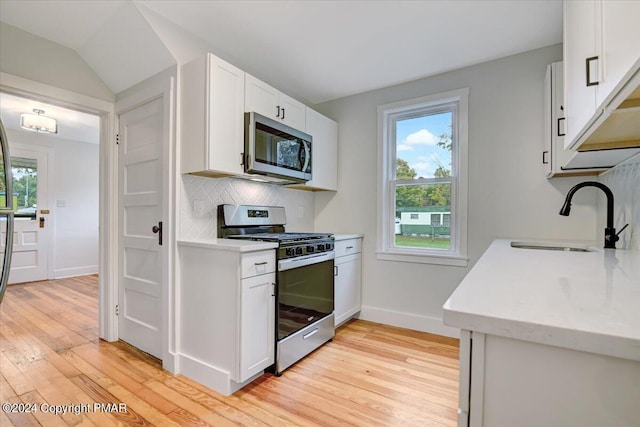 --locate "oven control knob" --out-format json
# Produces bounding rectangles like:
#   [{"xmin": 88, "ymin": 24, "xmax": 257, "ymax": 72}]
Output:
[
  {"xmin": 285, "ymin": 248, "xmax": 294, "ymax": 257},
  {"xmin": 317, "ymin": 244, "xmax": 325, "ymax": 251},
  {"xmin": 326, "ymin": 243, "xmax": 333, "ymax": 250},
  {"xmin": 306, "ymin": 245, "xmax": 315, "ymax": 253},
  {"xmin": 295, "ymin": 247, "xmax": 303, "ymax": 255}
]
